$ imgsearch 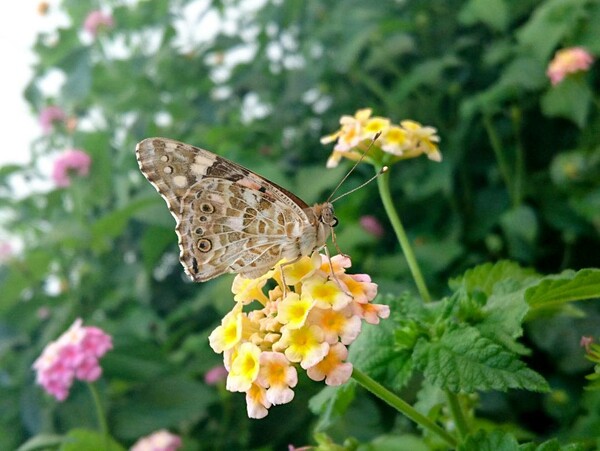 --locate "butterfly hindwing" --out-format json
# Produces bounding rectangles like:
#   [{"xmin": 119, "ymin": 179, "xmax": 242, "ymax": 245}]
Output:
[{"xmin": 136, "ymin": 137, "xmax": 320, "ymax": 281}]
